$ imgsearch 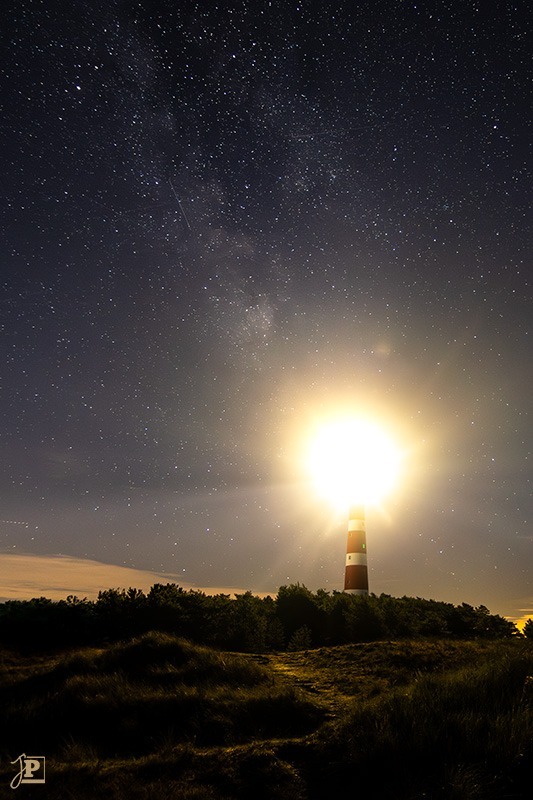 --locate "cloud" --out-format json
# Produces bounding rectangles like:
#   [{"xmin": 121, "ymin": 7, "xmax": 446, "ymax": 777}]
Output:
[{"xmin": 0, "ymin": 553, "xmax": 255, "ymax": 601}]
